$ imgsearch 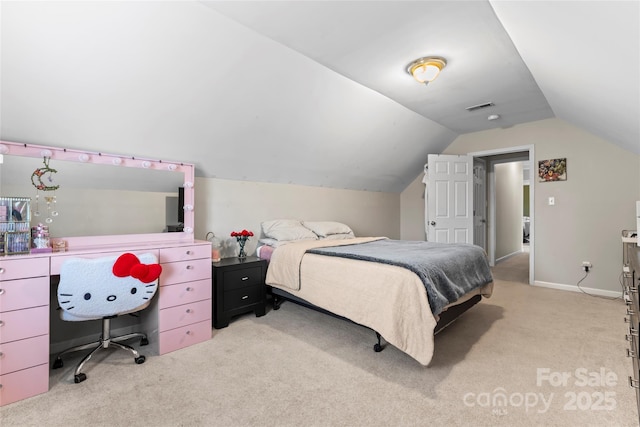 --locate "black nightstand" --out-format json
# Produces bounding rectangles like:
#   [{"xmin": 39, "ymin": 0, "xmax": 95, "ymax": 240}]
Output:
[{"xmin": 212, "ymin": 256, "xmax": 267, "ymax": 329}]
